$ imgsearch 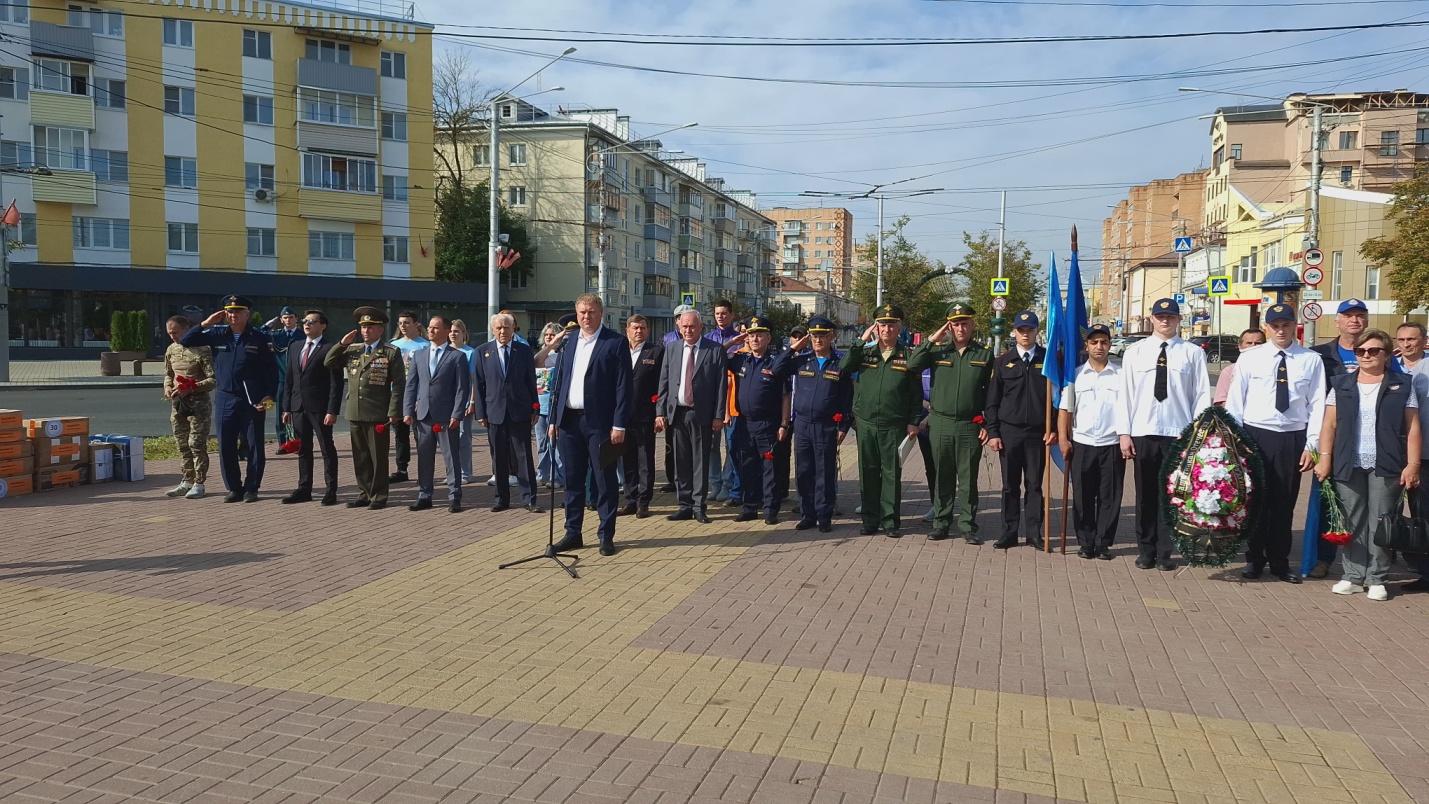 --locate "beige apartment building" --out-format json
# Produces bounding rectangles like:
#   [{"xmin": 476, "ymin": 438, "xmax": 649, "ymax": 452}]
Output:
[
  {"xmin": 765, "ymin": 207, "xmax": 856, "ymax": 295},
  {"xmin": 440, "ymin": 99, "xmax": 775, "ymax": 337},
  {"xmin": 1100, "ymin": 172, "xmax": 1205, "ymax": 328}
]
